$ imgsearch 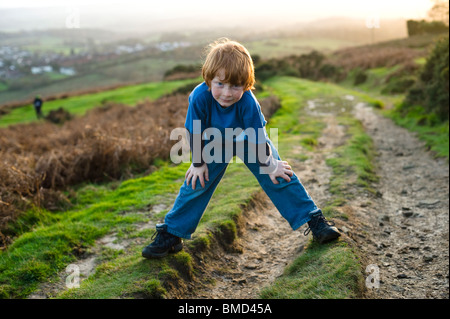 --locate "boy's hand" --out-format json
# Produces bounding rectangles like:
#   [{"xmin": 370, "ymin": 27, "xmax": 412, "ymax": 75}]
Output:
[
  {"xmin": 185, "ymin": 163, "xmax": 209, "ymax": 190},
  {"xmin": 268, "ymin": 159, "xmax": 293, "ymax": 184}
]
